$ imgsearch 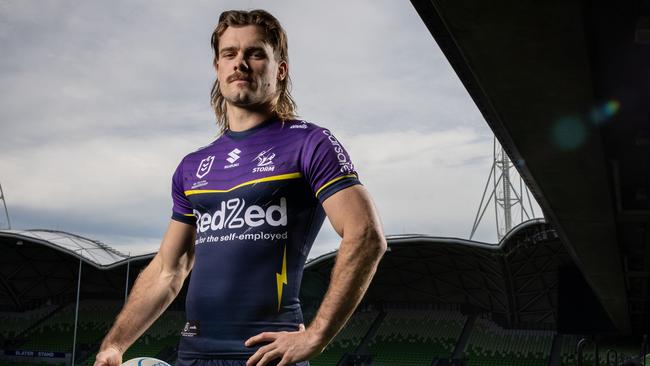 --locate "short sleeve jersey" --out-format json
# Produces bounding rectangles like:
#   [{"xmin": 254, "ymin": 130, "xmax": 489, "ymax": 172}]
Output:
[{"xmin": 171, "ymin": 119, "xmax": 360, "ymax": 358}]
